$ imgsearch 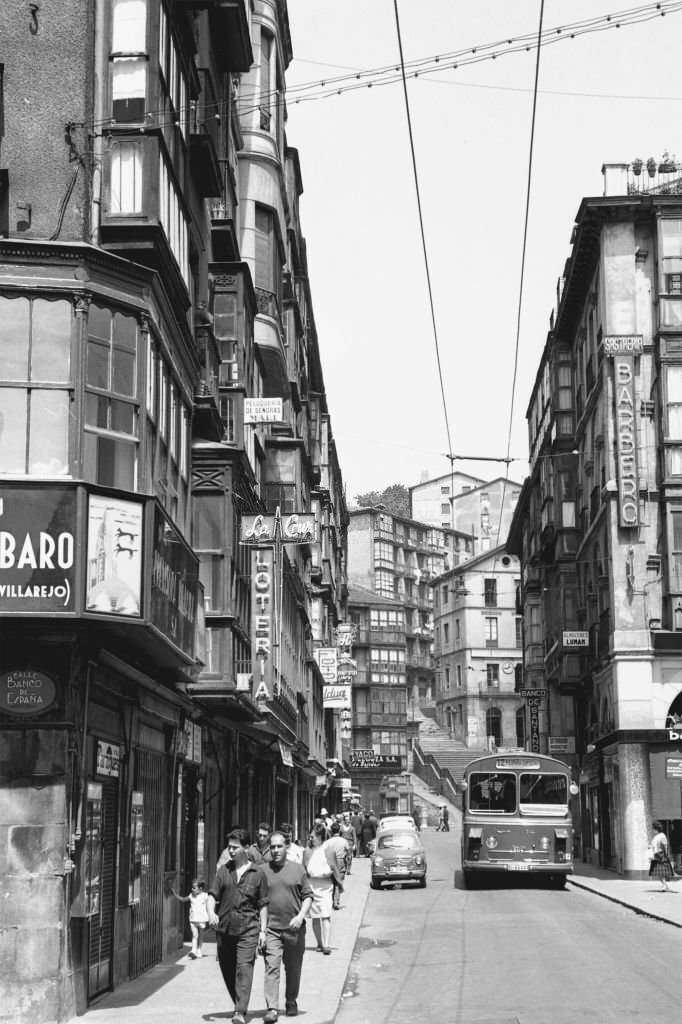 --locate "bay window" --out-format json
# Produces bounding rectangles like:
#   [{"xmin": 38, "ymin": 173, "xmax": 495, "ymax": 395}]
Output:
[
  {"xmin": 666, "ymin": 364, "xmax": 682, "ymax": 476},
  {"xmin": 111, "ymin": 0, "xmax": 147, "ymax": 123},
  {"xmin": 0, "ymin": 295, "xmax": 71, "ymax": 476}
]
